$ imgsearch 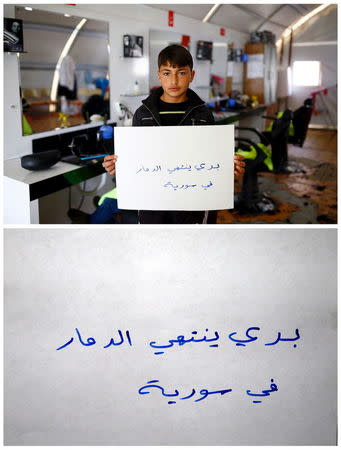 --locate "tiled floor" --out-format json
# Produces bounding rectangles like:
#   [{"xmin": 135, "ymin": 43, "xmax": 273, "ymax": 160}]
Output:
[{"xmin": 217, "ymin": 129, "xmax": 337, "ymax": 224}]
